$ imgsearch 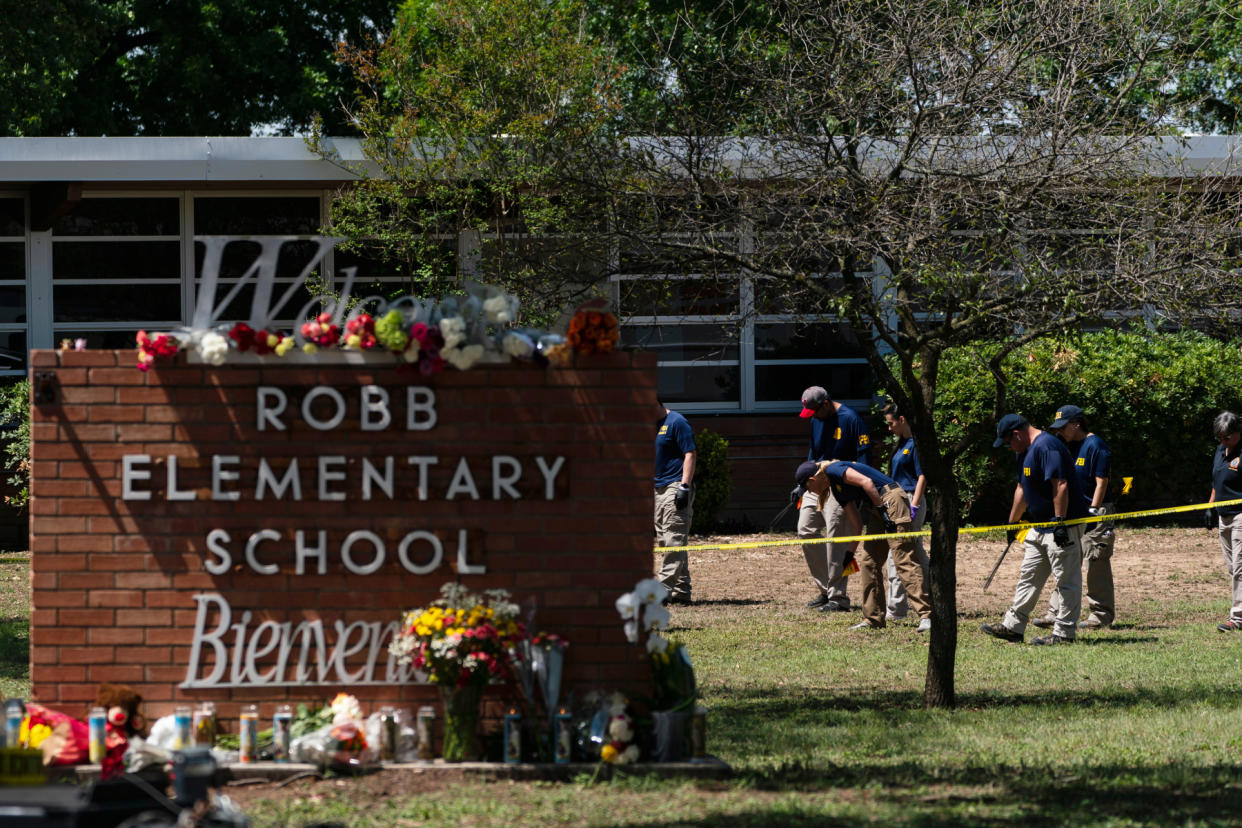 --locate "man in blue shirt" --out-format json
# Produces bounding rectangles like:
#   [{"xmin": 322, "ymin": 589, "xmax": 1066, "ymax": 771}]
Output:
[
  {"xmin": 883, "ymin": 403, "xmax": 929, "ymax": 622},
  {"xmin": 795, "ymin": 386, "xmax": 883, "ymax": 612},
  {"xmin": 981, "ymin": 413, "xmax": 1088, "ymax": 645},
  {"xmin": 654, "ymin": 401, "xmax": 697, "ymax": 604},
  {"xmin": 806, "ymin": 459, "xmax": 931, "ymax": 631},
  {"xmin": 1032, "ymin": 405, "xmax": 1116, "ymax": 630}
]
